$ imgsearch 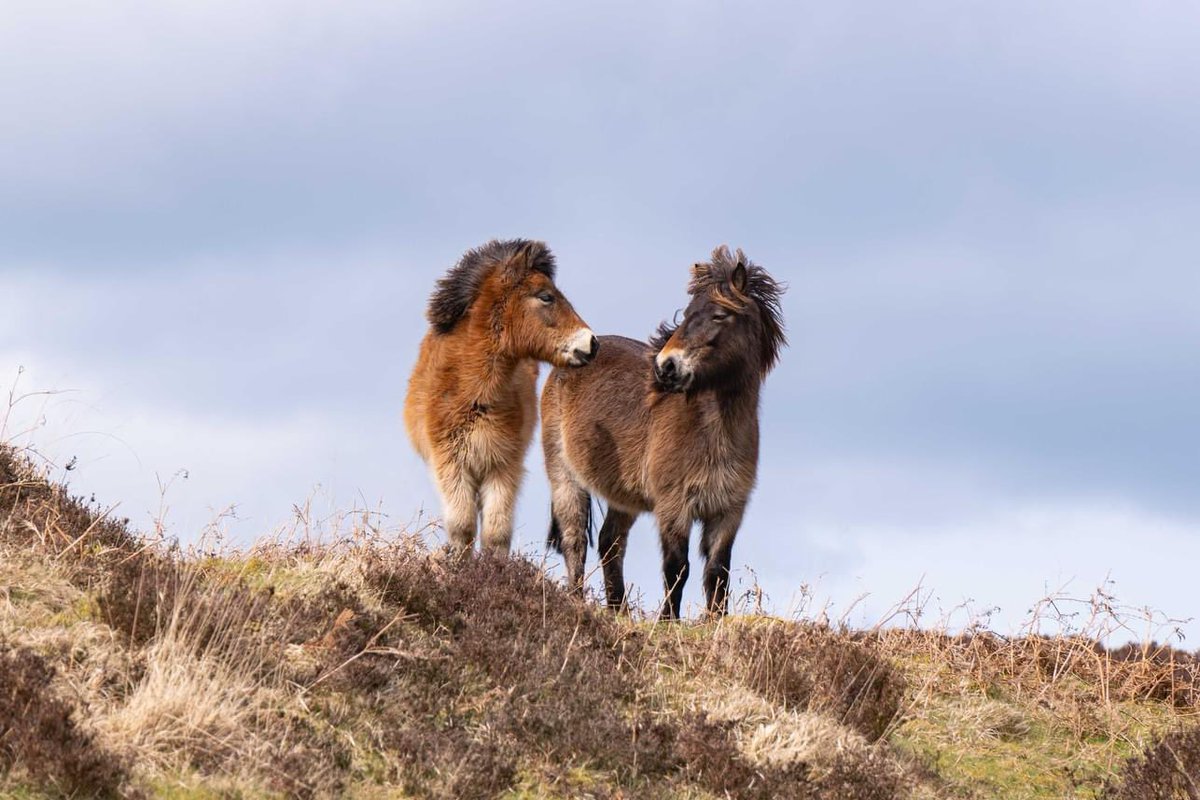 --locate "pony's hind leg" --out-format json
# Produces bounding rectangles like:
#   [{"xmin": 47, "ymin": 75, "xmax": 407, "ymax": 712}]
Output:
[
  {"xmin": 435, "ymin": 461, "xmax": 478, "ymax": 550},
  {"xmin": 542, "ymin": 382, "xmax": 590, "ymax": 593},
  {"xmin": 549, "ymin": 479, "xmax": 591, "ymax": 593},
  {"xmin": 597, "ymin": 509, "xmax": 636, "ymax": 611},
  {"xmin": 700, "ymin": 508, "xmax": 745, "ymax": 617},
  {"xmin": 480, "ymin": 466, "xmax": 521, "ymax": 553}
]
